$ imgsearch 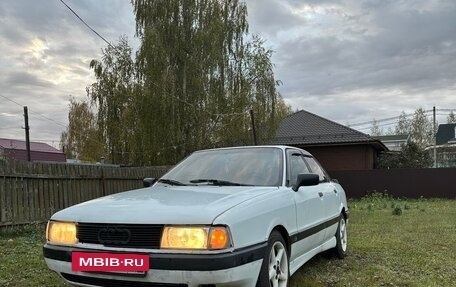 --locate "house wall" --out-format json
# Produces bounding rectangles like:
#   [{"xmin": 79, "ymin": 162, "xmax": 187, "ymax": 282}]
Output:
[{"xmin": 296, "ymin": 144, "xmax": 376, "ymax": 171}]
